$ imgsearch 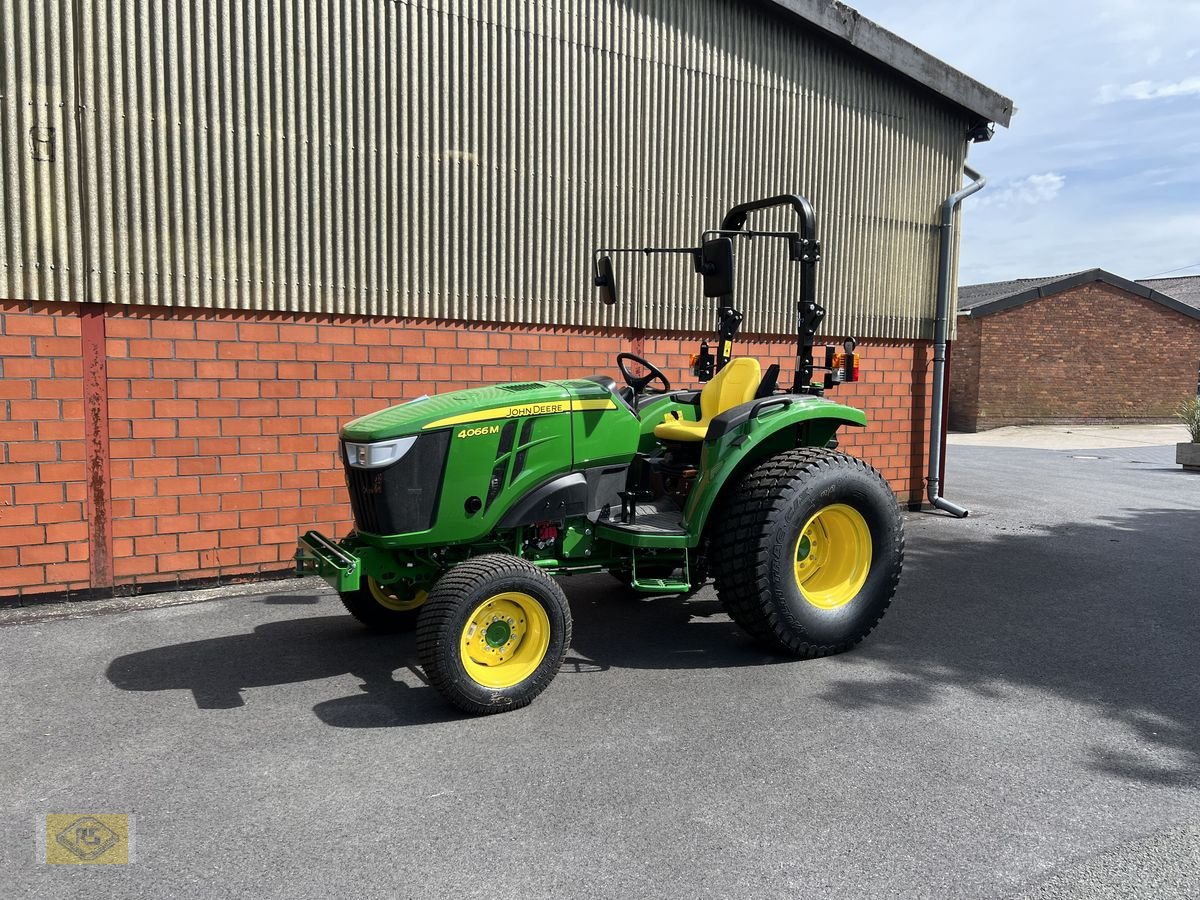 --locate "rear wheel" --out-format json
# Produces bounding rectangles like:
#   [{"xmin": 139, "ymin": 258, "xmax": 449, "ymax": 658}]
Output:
[
  {"xmin": 339, "ymin": 578, "xmax": 428, "ymax": 633},
  {"xmin": 417, "ymin": 554, "xmax": 572, "ymax": 714},
  {"xmin": 710, "ymin": 448, "xmax": 903, "ymax": 656}
]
